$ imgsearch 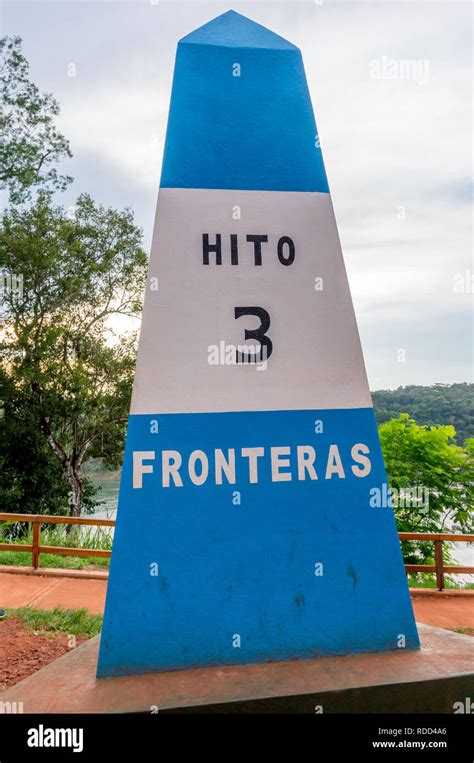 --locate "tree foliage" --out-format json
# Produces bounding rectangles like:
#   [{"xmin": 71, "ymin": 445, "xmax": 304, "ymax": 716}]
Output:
[
  {"xmin": 0, "ymin": 36, "xmax": 72, "ymax": 204},
  {"xmin": 0, "ymin": 368, "xmax": 70, "ymax": 515},
  {"xmin": 373, "ymin": 383, "xmax": 473, "ymax": 445},
  {"xmin": 379, "ymin": 414, "xmax": 474, "ymax": 565},
  {"xmin": 0, "ymin": 194, "xmax": 147, "ymax": 515}
]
